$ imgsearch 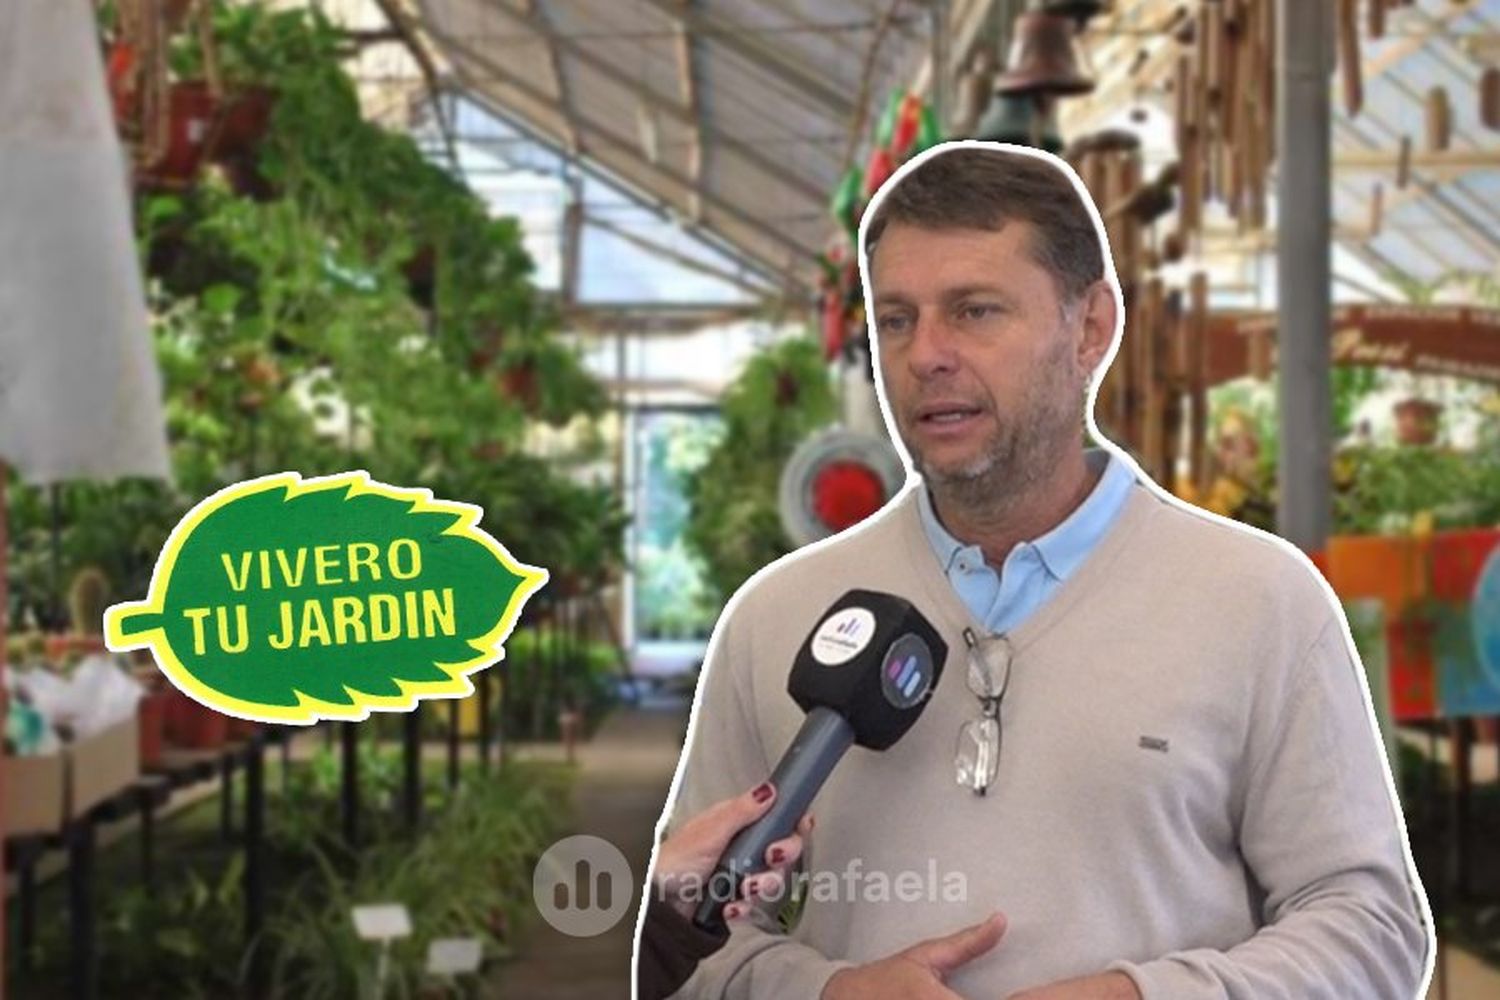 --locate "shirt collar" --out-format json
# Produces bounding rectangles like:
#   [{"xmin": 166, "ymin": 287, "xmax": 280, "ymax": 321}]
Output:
[{"xmin": 916, "ymin": 448, "xmax": 1135, "ymax": 581}]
